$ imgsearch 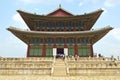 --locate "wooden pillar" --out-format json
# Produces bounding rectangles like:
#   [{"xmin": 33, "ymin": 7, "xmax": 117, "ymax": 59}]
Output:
[
  {"xmin": 42, "ymin": 44, "xmax": 46, "ymax": 57},
  {"xmin": 74, "ymin": 44, "xmax": 78, "ymax": 56},
  {"xmin": 90, "ymin": 44, "xmax": 94, "ymax": 57},
  {"xmin": 53, "ymin": 44, "xmax": 57, "ymax": 48},
  {"xmin": 27, "ymin": 44, "xmax": 30, "ymax": 57}
]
